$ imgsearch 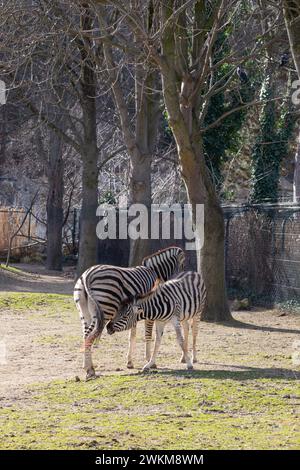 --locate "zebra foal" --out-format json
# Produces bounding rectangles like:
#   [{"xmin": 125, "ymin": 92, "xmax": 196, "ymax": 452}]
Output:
[
  {"xmin": 74, "ymin": 246, "xmax": 185, "ymax": 379},
  {"xmin": 107, "ymin": 271, "xmax": 206, "ymax": 371}
]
